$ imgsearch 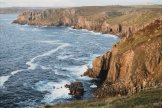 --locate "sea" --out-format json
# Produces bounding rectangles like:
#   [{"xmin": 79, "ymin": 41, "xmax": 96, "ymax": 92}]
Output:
[{"xmin": 0, "ymin": 14, "xmax": 119, "ymax": 108}]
